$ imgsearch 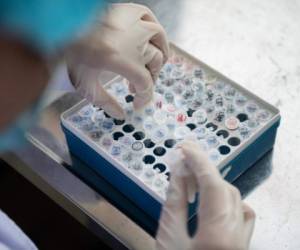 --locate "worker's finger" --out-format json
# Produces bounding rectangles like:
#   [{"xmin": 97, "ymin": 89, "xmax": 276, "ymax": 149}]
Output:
[
  {"xmin": 109, "ymin": 3, "xmax": 160, "ymax": 27},
  {"xmin": 161, "ymin": 174, "xmax": 189, "ymax": 225},
  {"xmin": 179, "ymin": 141, "xmax": 232, "ymax": 218},
  {"xmin": 133, "ymin": 81, "xmax": 153, "ymax": 110},
  {"xmin": 78, "ymin": 79, "xmax": 125, "ymax": 119},
  {"xmin": 227, "ymin": 183, "xmax": 244, "ymax": 224},
  {"xmin": 179, "ymin": 141, "xmax": 221, "ymax": 182},
  {"xmin": 122, "ymin": 79, "xmax": 136, "ymax": 94},
  {"xmin": 157, "ymin": 173, "xmax": 189, "ymax": 244},
  {"xmin": 242, "ymin": 203, "xmax": 256, "ymax": 246},
  {"xmin": 106, "ymin": 54, "xmax": 154, "ymax": 110},
  {"xmin": 128, "ymin": 83, "xmax": 136, "ymax": 93},
  {"xmin": 131, "ymin": 3, "xmax": 160, "ymax": 23},
  {"xmin": 141, "ymin": 21, "xmax": 169, "ymax": 63},
  {"xmin": 144, "ymin": 43, "xmax": 164, "ymax": 81}
]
